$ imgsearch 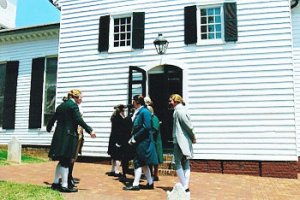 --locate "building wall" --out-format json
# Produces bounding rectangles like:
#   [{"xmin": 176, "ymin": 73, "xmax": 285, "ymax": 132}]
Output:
[
  {"xmin": 56, "ymin": 0, "xmax": 297, "ymax": 161},
  {"xmin": 0, "ymin": 28, "xmax": 59, "ymax": 145},
  {"xmin": 292, "ymin": 4, "xmax": 300, "ymax": 156}
]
